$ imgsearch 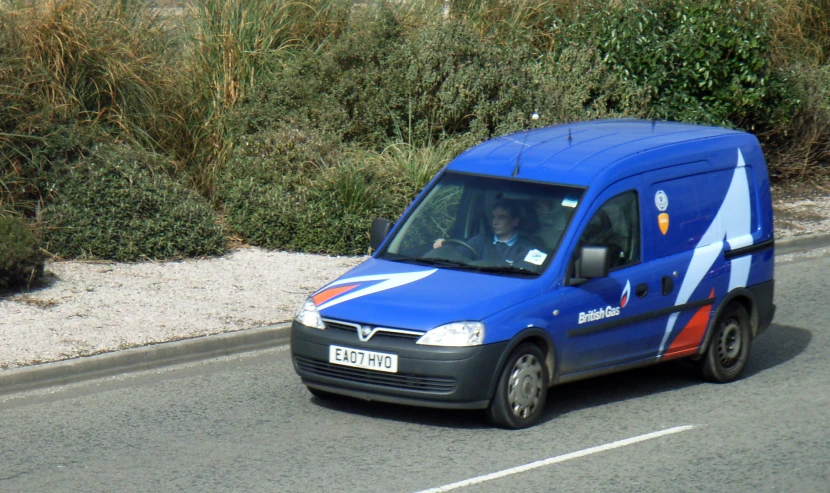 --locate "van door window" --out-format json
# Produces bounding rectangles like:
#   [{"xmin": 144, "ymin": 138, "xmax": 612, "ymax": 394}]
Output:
[{"xmin": 577, "ymin": 191, "xmax": 640, "ymax": 270}]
